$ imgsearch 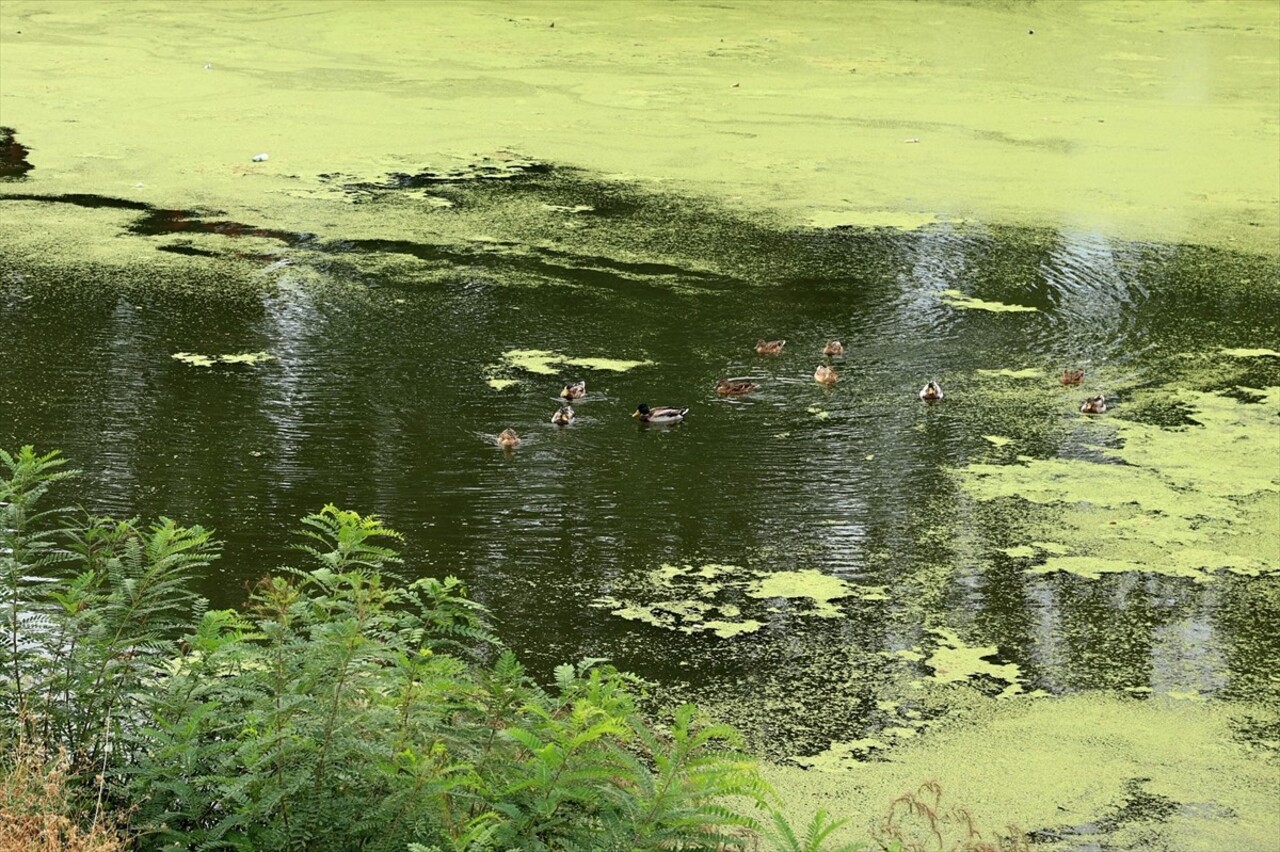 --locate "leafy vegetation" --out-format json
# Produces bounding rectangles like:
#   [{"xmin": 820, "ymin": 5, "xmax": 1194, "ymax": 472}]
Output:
[{"xmin": 3, "ymin": 445, "xmax": 891, "ymax": 850}]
